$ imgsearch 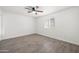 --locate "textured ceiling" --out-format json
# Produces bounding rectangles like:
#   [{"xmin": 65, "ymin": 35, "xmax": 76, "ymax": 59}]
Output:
[{"xmin": 0, "ymin": 6, "xmax": 71, "ymax": 17}]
